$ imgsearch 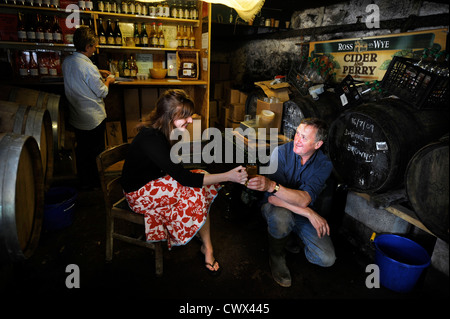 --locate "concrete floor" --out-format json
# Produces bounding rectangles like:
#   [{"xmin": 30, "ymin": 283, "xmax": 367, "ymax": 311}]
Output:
[{"xmin": 1, "ymin": 158, "xmax": 449, "ymax": 314}]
